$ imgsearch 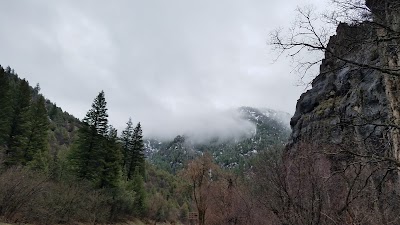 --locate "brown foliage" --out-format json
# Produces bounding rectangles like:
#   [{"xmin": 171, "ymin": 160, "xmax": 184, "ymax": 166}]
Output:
[
  {"xmin": 182, "ymin": 153, "xmax": 257, "ymax": 225},
  {"xmin": 250, "ymin": 142, "xmax": 400, "ymax": 225},
  {"xmin": 181, "ymin": 153, "xmax": 217, "ymax": 225},
  {"xmin": 0, "ymin": 167, "xmax": 111, "ymax": 224},
  {"xmin": 206, "ymin": 176, "xmax": 256, "ymax": 225}
]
